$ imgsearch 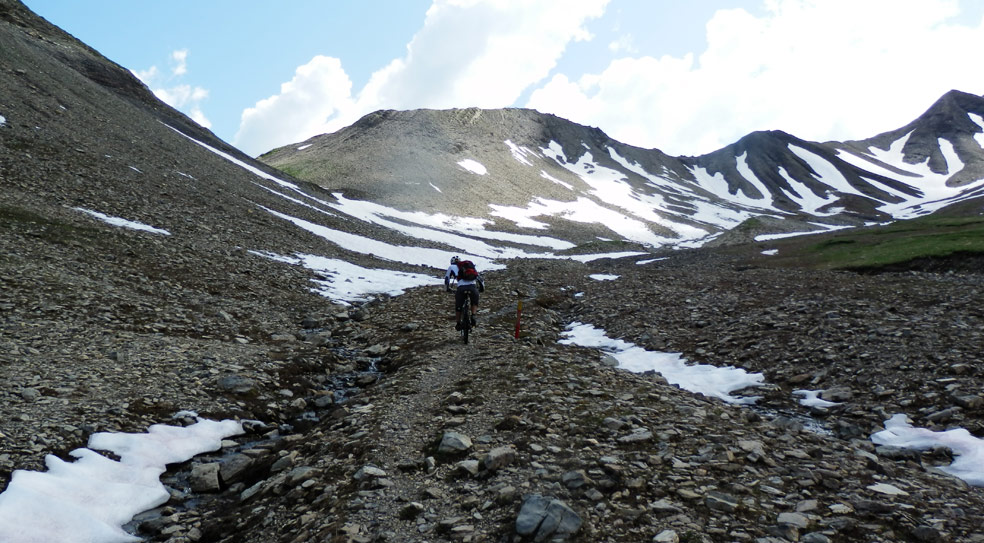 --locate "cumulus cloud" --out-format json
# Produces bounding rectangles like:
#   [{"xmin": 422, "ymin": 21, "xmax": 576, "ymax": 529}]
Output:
[
  {"xmin": 234, "ymin": 56, "xmax": 355, "ymax": 157},
  {"xmin": 135, "ymin": 49, "xmax": 211, "ymax": 128},
  {"xmin": 357, "ymin": 0, "xmax": 607, "ymax": 111},
  {"xmin": 234, "ymin": 0, "xmax": 609, "ymax": 156},
  {"xmin": 171, "ymin": 49, "xmax": 188, "ymax": 76},
  {"xmin": 527, "ymin": 0, "xmax": 984, "ymax": 156}
]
